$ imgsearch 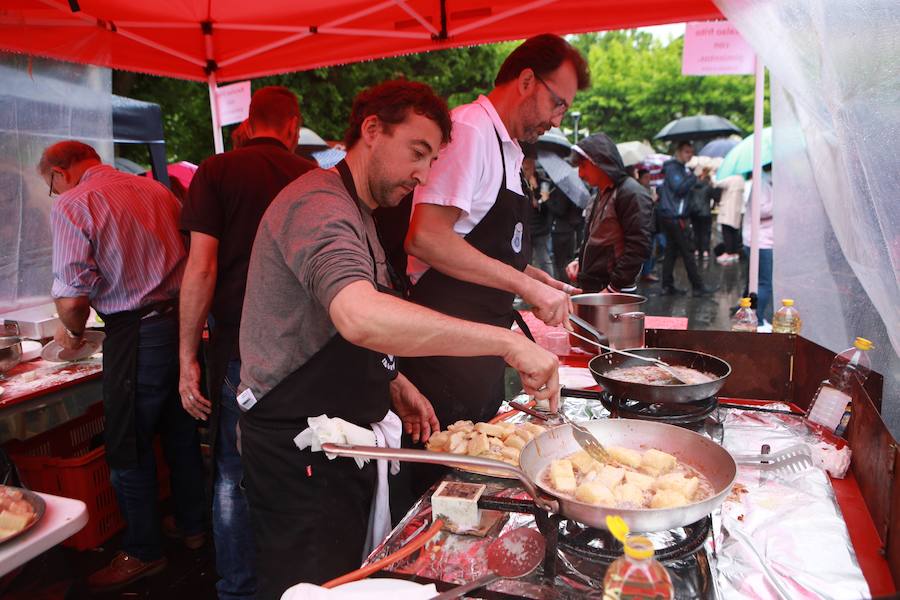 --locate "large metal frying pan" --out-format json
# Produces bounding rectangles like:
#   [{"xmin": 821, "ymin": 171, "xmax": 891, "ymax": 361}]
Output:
[
  {"xmin": 589, "ymin": 348, "xmax": 732, "ymax": 404},
  {"xmin": 323, "ymin": 419, "xmax": 736, "ymax": 533}
]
